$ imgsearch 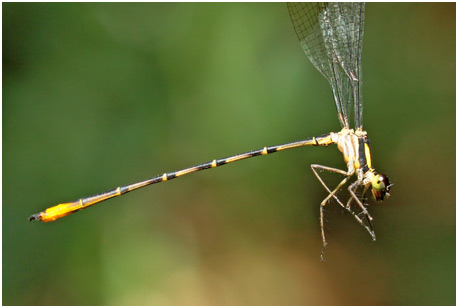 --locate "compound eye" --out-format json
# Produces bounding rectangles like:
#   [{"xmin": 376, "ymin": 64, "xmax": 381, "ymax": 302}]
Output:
[{"xmin": 371, "ymin": 173, "xmax": 391, "ymax": 201}]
